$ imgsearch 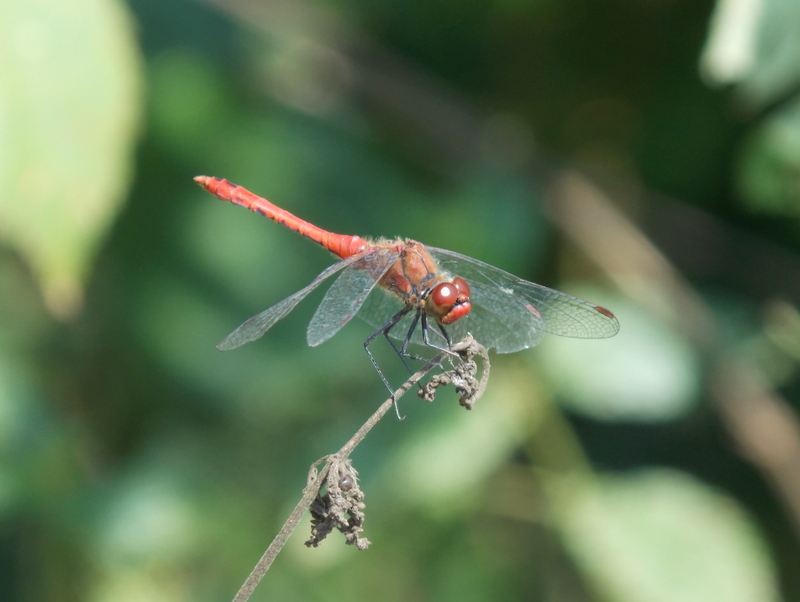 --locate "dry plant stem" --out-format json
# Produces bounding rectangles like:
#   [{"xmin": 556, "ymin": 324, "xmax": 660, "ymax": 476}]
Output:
[
  {"xmin": 231, "ymin": 459, "xmax": 331, "ymax": 602},
  {"xmin": 419, "ymin": 337, "xmax": 490, "ymax": 409},
  {"xmin": 231, "ymin": 342, "xmax": 479, "ymax": 602}
]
